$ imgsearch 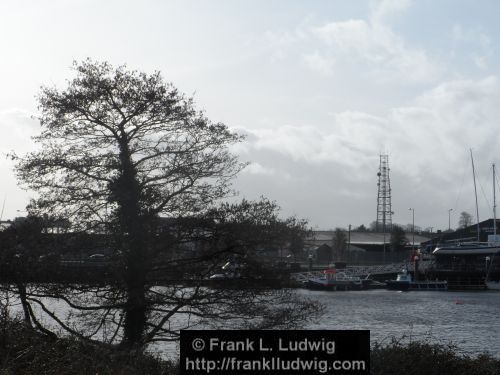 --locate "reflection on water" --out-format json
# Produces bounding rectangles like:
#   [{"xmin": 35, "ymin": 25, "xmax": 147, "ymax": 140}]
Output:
[{"xmin": 299, "ymin": 289, "xmax": 500, "ymax": 357}]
